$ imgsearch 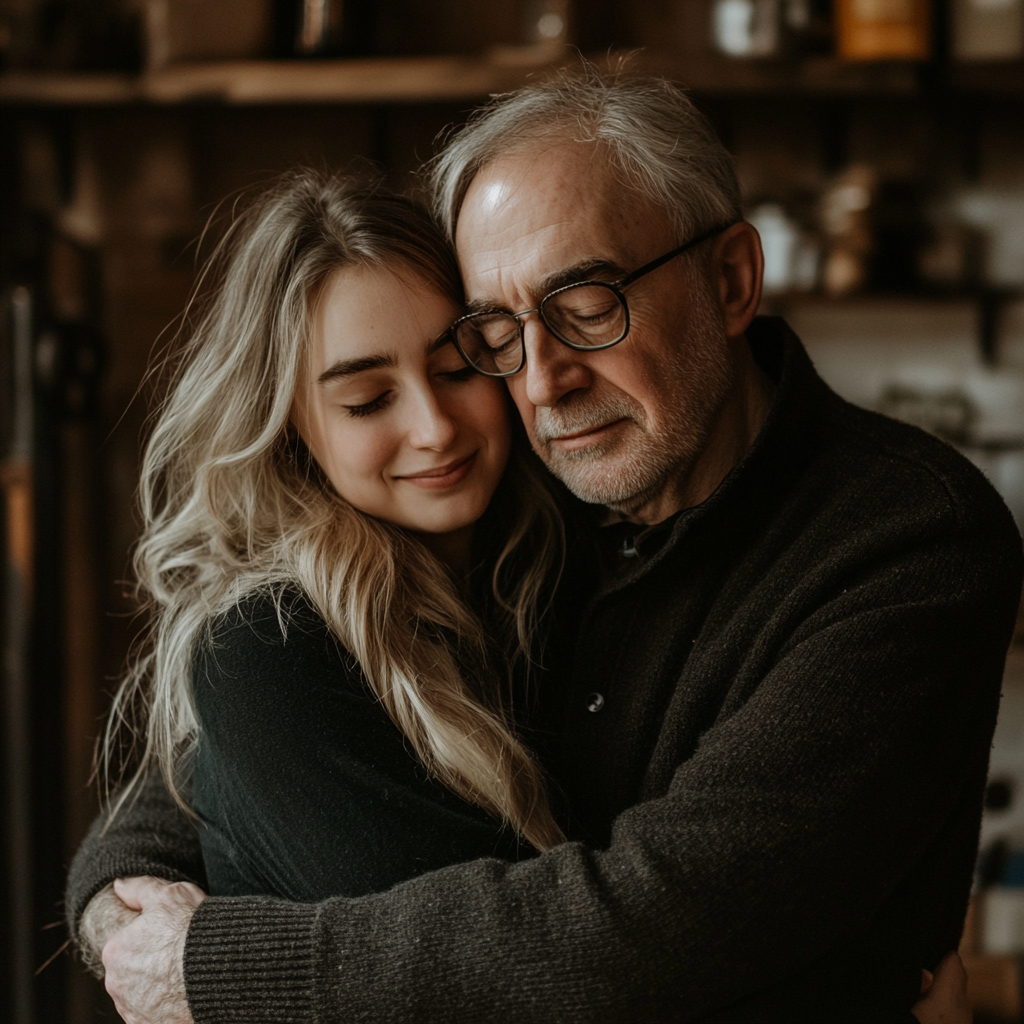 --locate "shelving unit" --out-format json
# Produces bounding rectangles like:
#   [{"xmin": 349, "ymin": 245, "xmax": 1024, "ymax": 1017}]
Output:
[
  {"xmin": 0, "ymin": 54, "xmax": 546, "ymax": 106},
  {"xmin": 951, "ymin": 61, "xmax": 1024, "ymax": 95},
  {"xmin": 1, "ymin": 51, "xmax": 1020, "ymax": 107}
]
